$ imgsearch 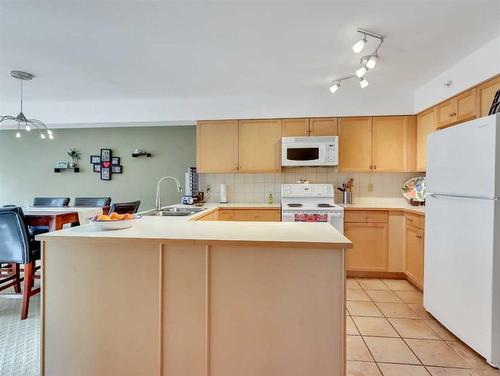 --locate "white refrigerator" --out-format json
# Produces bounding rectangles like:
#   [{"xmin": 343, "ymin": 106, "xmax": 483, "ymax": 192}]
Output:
[{"xmin": 425, "ymin": 113, "xmax": 500, "ymax": 368}]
